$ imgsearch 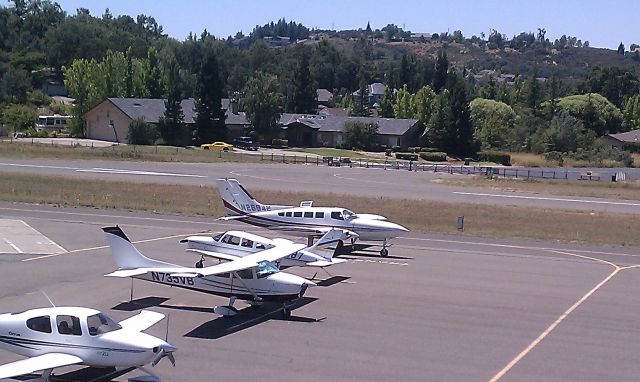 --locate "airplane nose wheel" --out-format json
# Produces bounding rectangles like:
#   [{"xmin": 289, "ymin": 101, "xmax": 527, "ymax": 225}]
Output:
[
  {"xmin": 380, "ymin": 248, "xmax": 389, "ymax": 257},
  {"xmin": 282, "ymin": 305, "xmax": 291, "ymax": 319}
]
